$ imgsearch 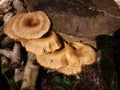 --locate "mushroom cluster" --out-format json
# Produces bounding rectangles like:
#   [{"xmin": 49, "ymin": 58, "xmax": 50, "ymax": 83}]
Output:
[{"xmin": 4, "ymin": 10, "xmax": 96, "ymax": 75}]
